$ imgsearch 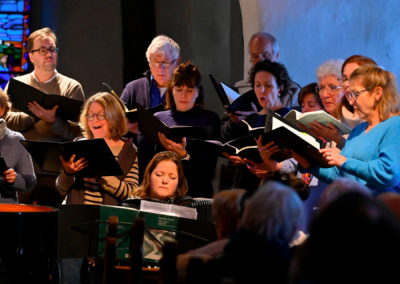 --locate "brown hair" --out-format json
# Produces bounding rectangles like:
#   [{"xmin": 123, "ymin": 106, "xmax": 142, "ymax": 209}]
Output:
[
  {"xmin": 212, "ymin": 189, "xmax": 246, "ymax": 239},
  {"xmin": 335, "ymin": 55, "xmax": 377, "ymax": 119},
  {"xmin": 165, "ymin": 61, "xmax": 204, "ymax": 109},
  {"xmin": 80, "ymin": 92, "xmax": 127, "ymax": 140},
  {"xmin": 27, "ymin": 27, "xmax": 57, "ymax": 52},
  {"xmin": 298, "ymin": 82, "xmax": 324, "ymax": 110},
  {"xmin": 133, "ymin": 151, "xmax": 188, "ymax": 199},
  {"xmin": 350, "ymin": 64, "xmax": 400, "ymax": 121}
]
